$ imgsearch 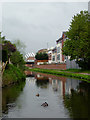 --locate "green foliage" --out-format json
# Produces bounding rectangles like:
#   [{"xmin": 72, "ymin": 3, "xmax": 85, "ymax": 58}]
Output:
[
  {"xmin": 2, "ymin": 50, "xmax": 8, "ymax": 62},
  {"xmin": 30, "ymin": 68, "xmax": 90, "ymax": 82},
  {"xmin": 63, "ymin": 11, "xmax": 90, "ymax": 69},
  {"xmin": 1, "ymin": 32, "xmax": 26, "ymax": 87},
  {"xmin": 2, "ymin": 40, "xmax": 16, "ymax": 55},
  {"xmin": 2, "ymin": 64, "xmax": 26, "ymax": 87},
  {"xmin": 61, "ymin": 69, "xmax": 90, "ymax": 73},
  {"xmin": 35, "ymin": 52, "xmax": 48, "ymax": 60},
  {"xmin": 0, "ymin": 50, "xmax": 2, "ymax": 61},
  {"xmin": 10, "ymin": 51, "xmax": 25, "ymax": 70}
]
